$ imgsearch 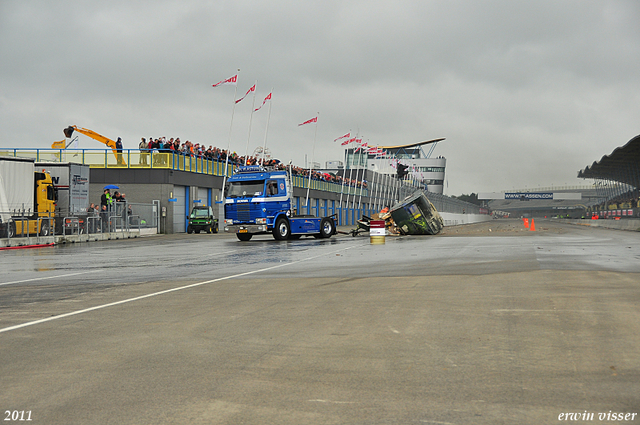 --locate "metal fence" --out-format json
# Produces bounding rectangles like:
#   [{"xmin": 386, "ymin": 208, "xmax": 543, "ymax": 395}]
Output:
[{"xmin": 0, "ymin": 201, "xmax": 158, "ymax": 241}]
